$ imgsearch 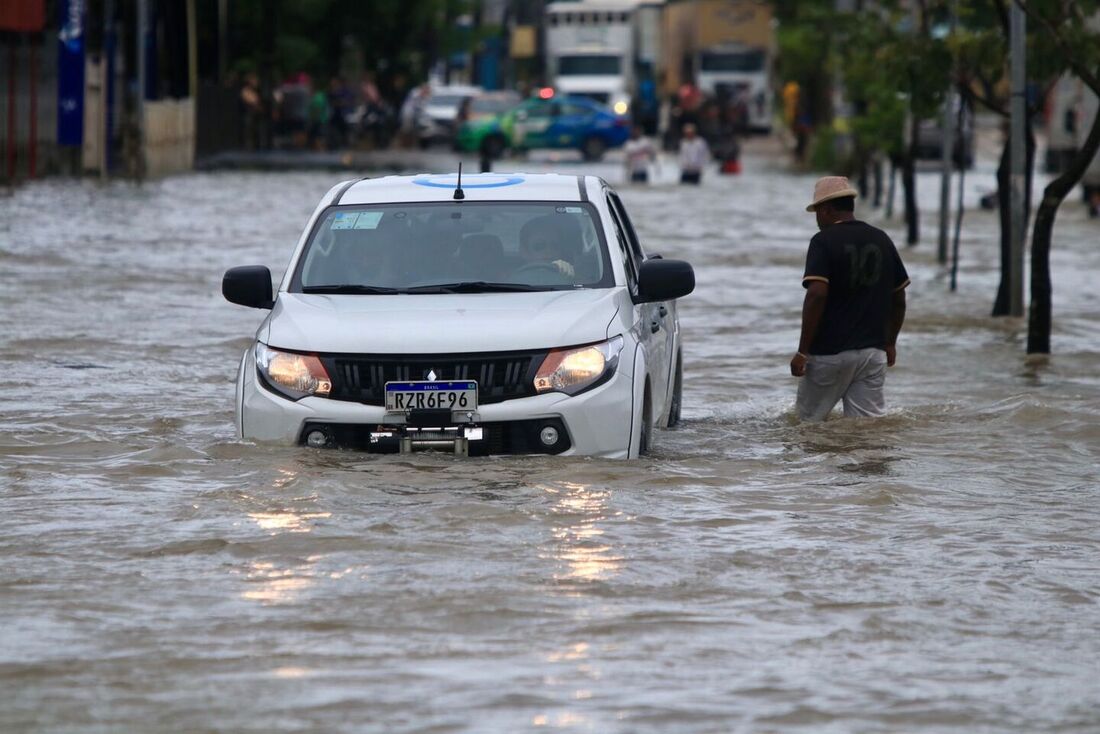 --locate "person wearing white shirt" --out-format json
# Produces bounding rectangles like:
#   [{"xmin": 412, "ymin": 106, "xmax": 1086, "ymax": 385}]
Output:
[
  {"xmin": 678, "ymin": 123, "xmax": 710, "ymax": 185},
  {"xmin": 623, "ymin": 126, "xmax": 658, "ymax": 184}
]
